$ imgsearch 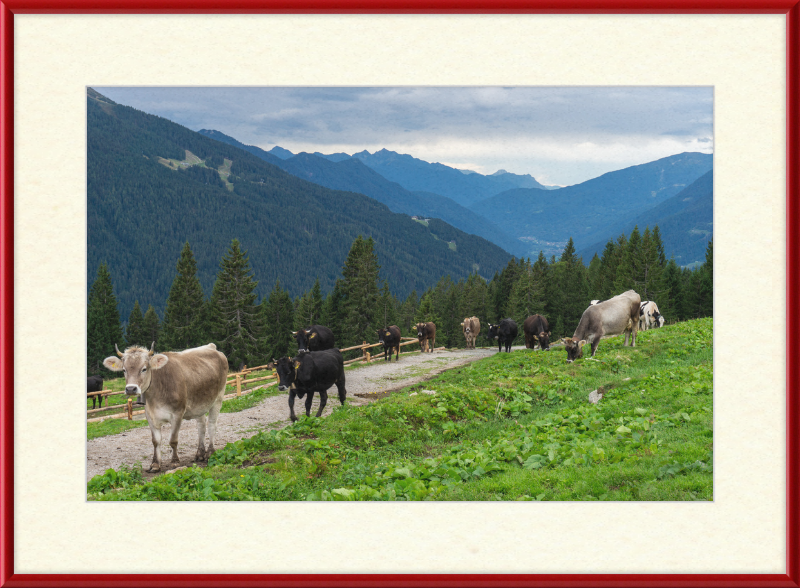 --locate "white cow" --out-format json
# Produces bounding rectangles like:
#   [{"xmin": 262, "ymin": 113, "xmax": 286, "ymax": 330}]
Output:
[{"xmin": 639, "ymin": 301, "xmax": 665, "ymax": 330}]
